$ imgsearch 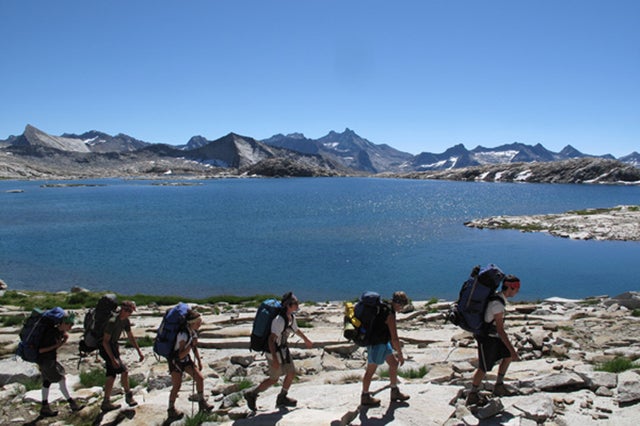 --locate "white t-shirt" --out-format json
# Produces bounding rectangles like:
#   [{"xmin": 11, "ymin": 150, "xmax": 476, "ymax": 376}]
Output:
[
  {"xmin": 270, "ymin": 314, "xmax": 299, "ymax": 347},
  {"xmin": 174, "ymin": 328, "xmax": 196, "ymax": 361},
  {"xmin": 484, "ymin": 293, "xmax": 507, "ymax": 336}
]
